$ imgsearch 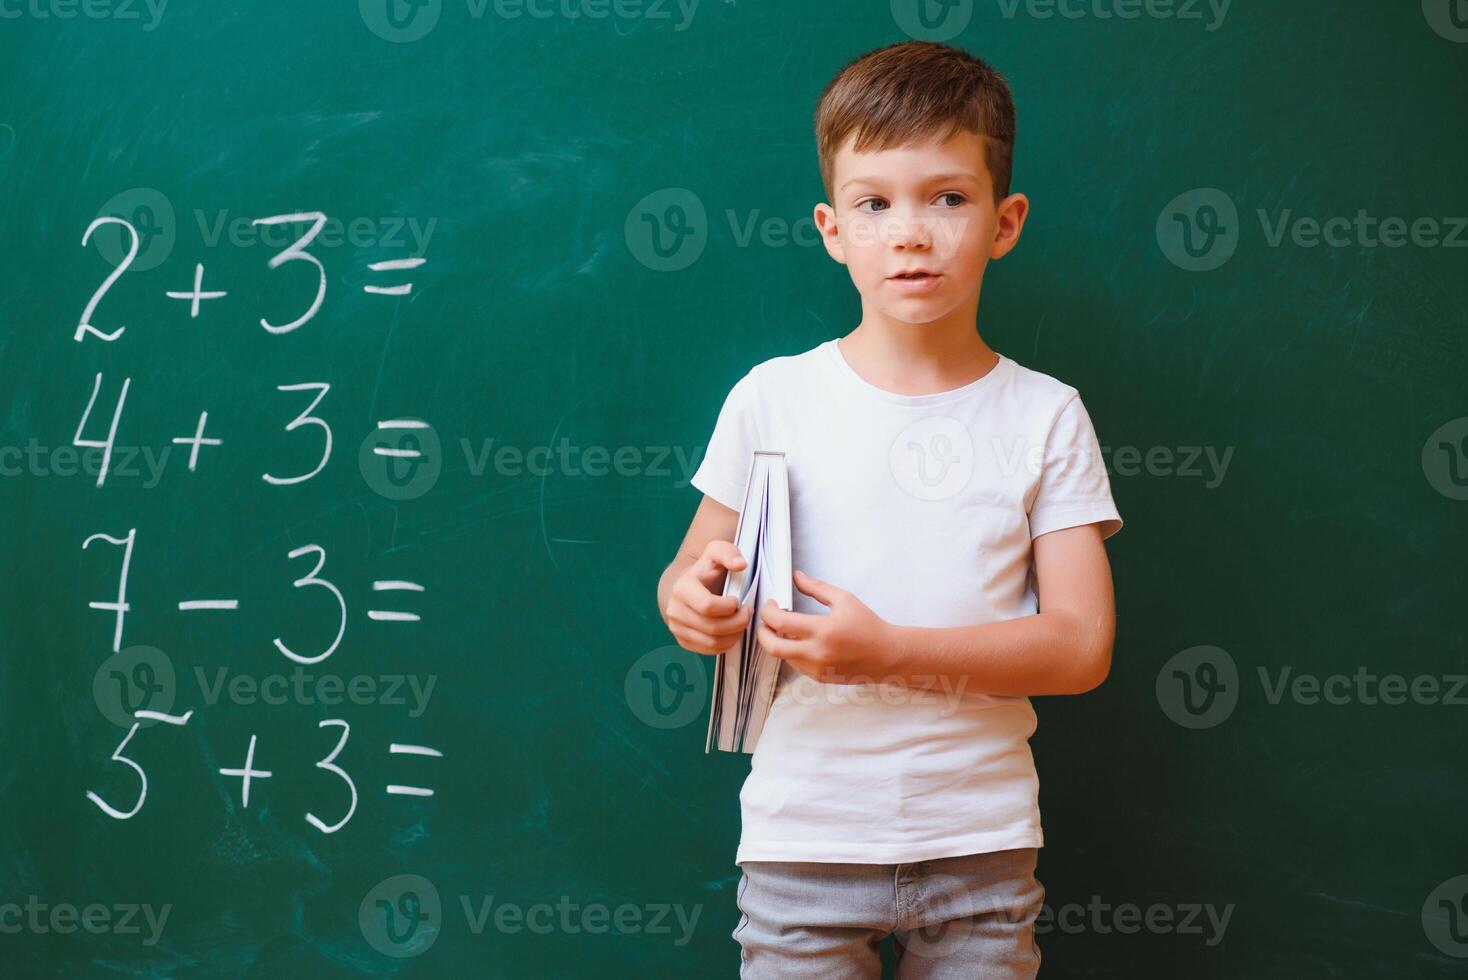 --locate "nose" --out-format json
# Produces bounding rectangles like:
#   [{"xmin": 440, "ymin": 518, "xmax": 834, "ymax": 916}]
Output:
[{"xmin": 882, "ymin": 208, "xmax": 933, "ymax": 250}]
